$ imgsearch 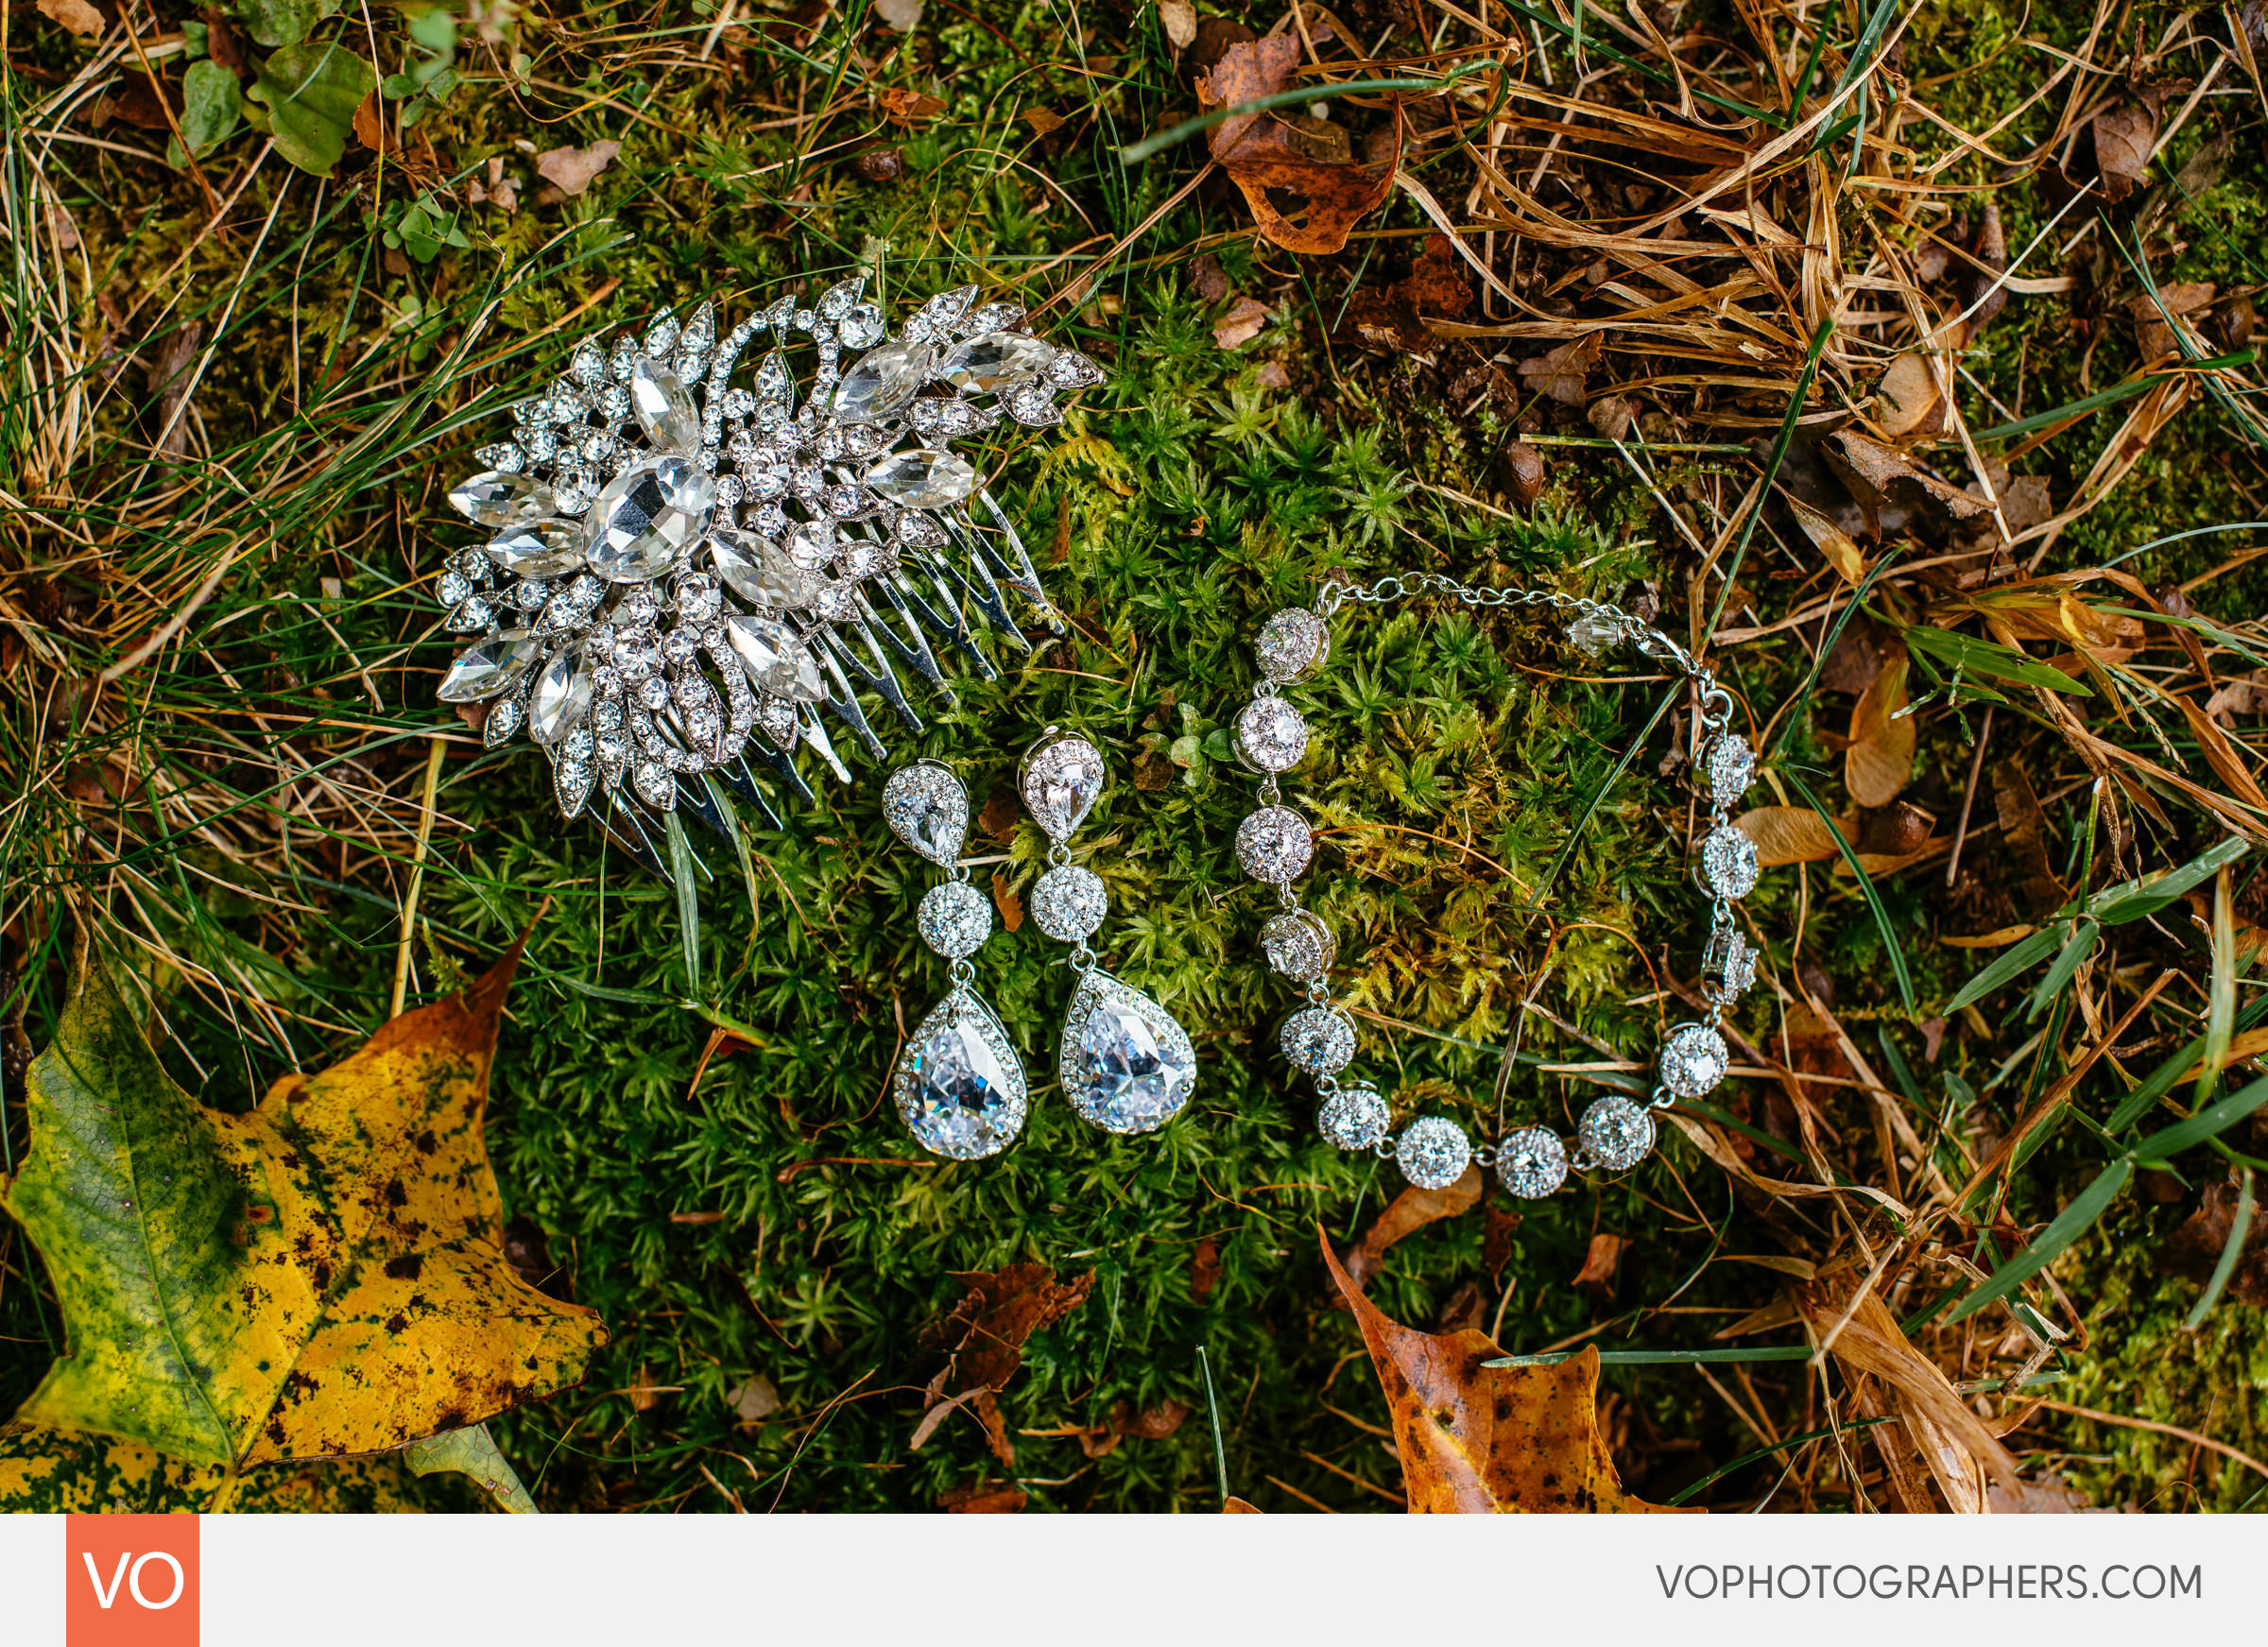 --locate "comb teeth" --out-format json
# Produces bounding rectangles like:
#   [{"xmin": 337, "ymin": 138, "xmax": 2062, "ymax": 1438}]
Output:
[{"xmin": 436, "ymin": 273, "xmax": 1095, "ymax": 884}]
